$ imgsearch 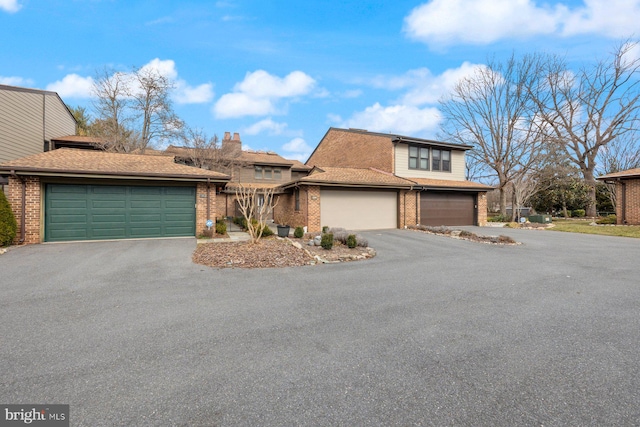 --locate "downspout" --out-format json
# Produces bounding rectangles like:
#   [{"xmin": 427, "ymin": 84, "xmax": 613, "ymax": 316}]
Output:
[
  {"xmin": 11, "ymin": 171, "xmax": 26, "ymax": 244},
  {"xmin": 206, "ymin": 178, "xmax": 211, "ymax": 221},
  {"xmin": 621, "ymin": 180, "xmax": 627, "ymax": 224}
]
